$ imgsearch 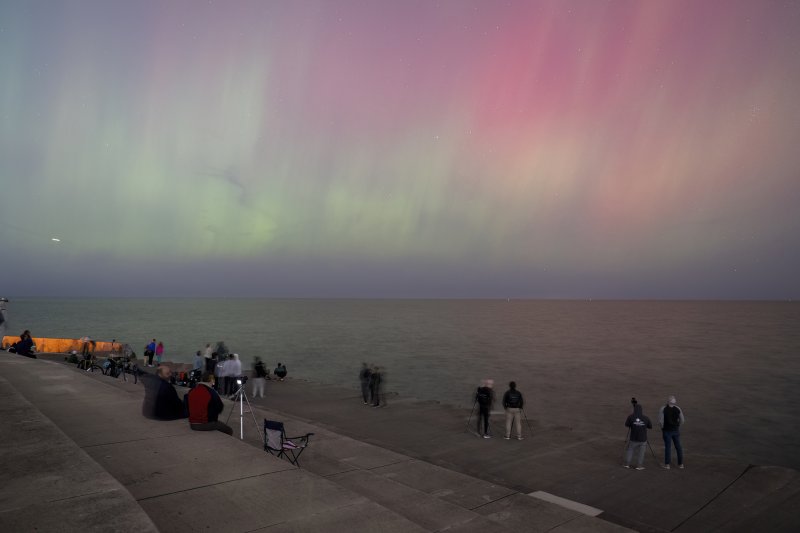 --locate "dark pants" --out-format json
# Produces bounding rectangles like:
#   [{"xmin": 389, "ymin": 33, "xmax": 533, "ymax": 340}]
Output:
[
  {"xmin": 662, "ymin": 430, "xmax": 684, "ymax": 465},
  {"xmin": 361, "ymin": 381, "xmax": 370, "ymax": 403},
  {"xmin": 478, "ymin": 406, "xmax": 490, "ymax": 435}
]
